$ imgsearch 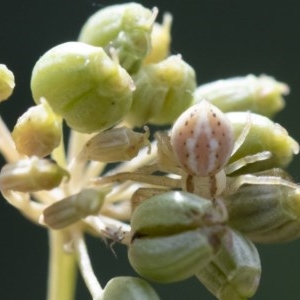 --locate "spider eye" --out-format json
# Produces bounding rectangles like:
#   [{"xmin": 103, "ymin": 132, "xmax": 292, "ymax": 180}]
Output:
[{"xmin": 170, "ymin": 100, "xmax": 234, "ymax": 177}]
